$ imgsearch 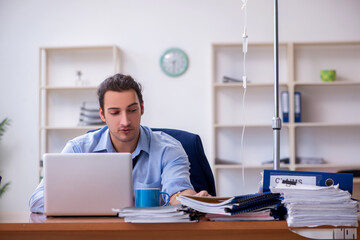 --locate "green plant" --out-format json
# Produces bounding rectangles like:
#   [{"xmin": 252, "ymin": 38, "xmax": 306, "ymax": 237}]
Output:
[{"xmin": 0, "ymin": 118, "xmax": 11, "ymax": 198}]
